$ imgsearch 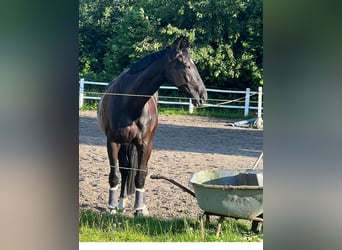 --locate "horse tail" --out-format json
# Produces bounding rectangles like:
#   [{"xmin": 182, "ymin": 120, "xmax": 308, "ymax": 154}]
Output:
[{"xmin": 126, "ymin": 144, "xmax": 138, "ymax": 195}]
